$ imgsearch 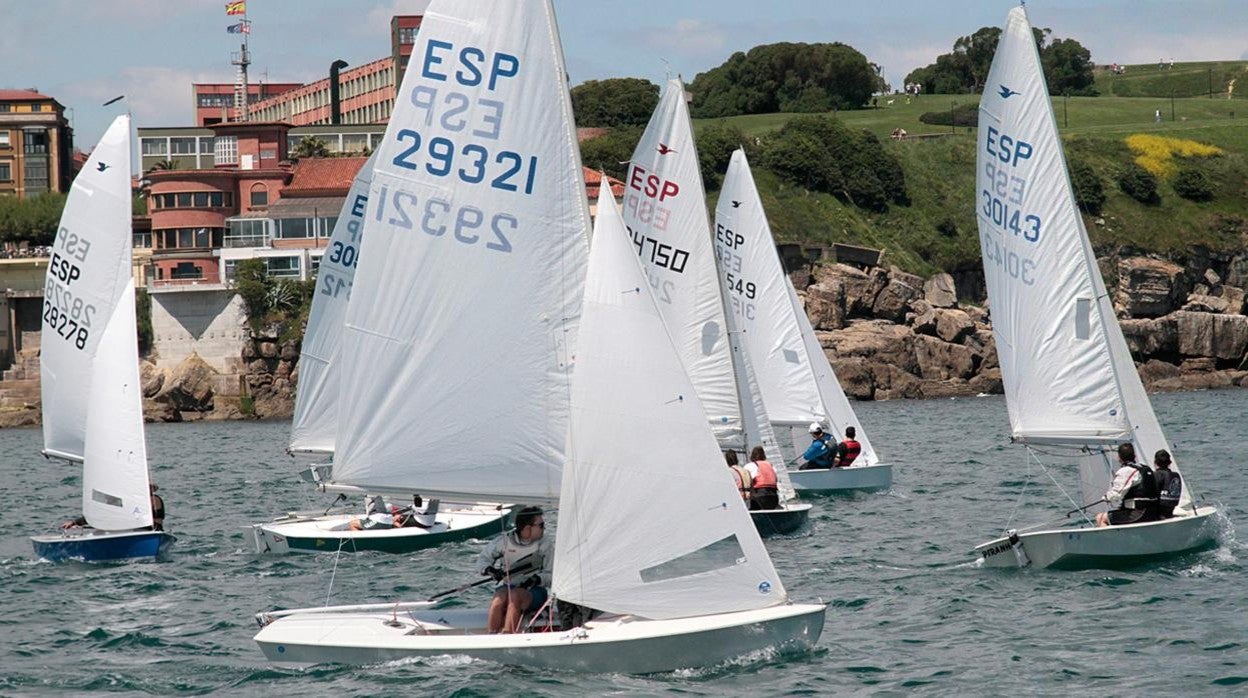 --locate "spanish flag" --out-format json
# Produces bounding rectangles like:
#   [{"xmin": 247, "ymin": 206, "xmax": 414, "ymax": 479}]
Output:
[{"xmin": 225, "ymin": 1, "xmax": 246, "ymax": 15}]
